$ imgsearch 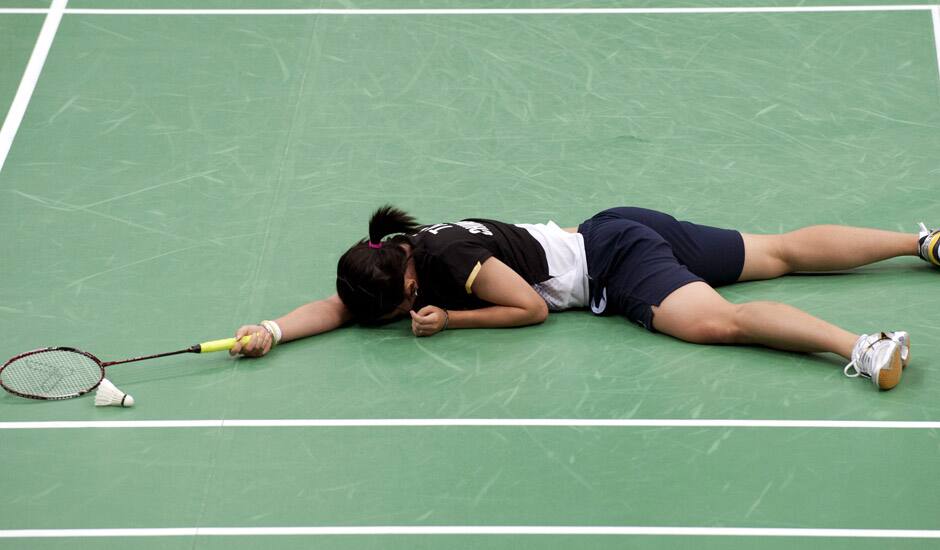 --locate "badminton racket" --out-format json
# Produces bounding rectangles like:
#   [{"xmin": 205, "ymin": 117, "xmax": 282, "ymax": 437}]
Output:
[{"xmin": 0, "ymin": 336, "xmax": 250, "ymax": 401}]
